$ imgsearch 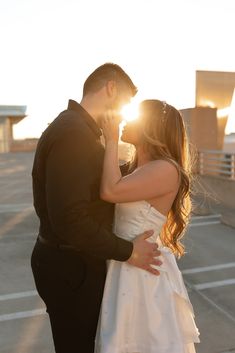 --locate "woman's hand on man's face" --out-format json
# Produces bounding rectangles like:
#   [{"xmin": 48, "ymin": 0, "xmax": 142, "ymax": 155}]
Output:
[{"xmin": 102, "ymin": 110, "xmax": 121, "ymax": 143}]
